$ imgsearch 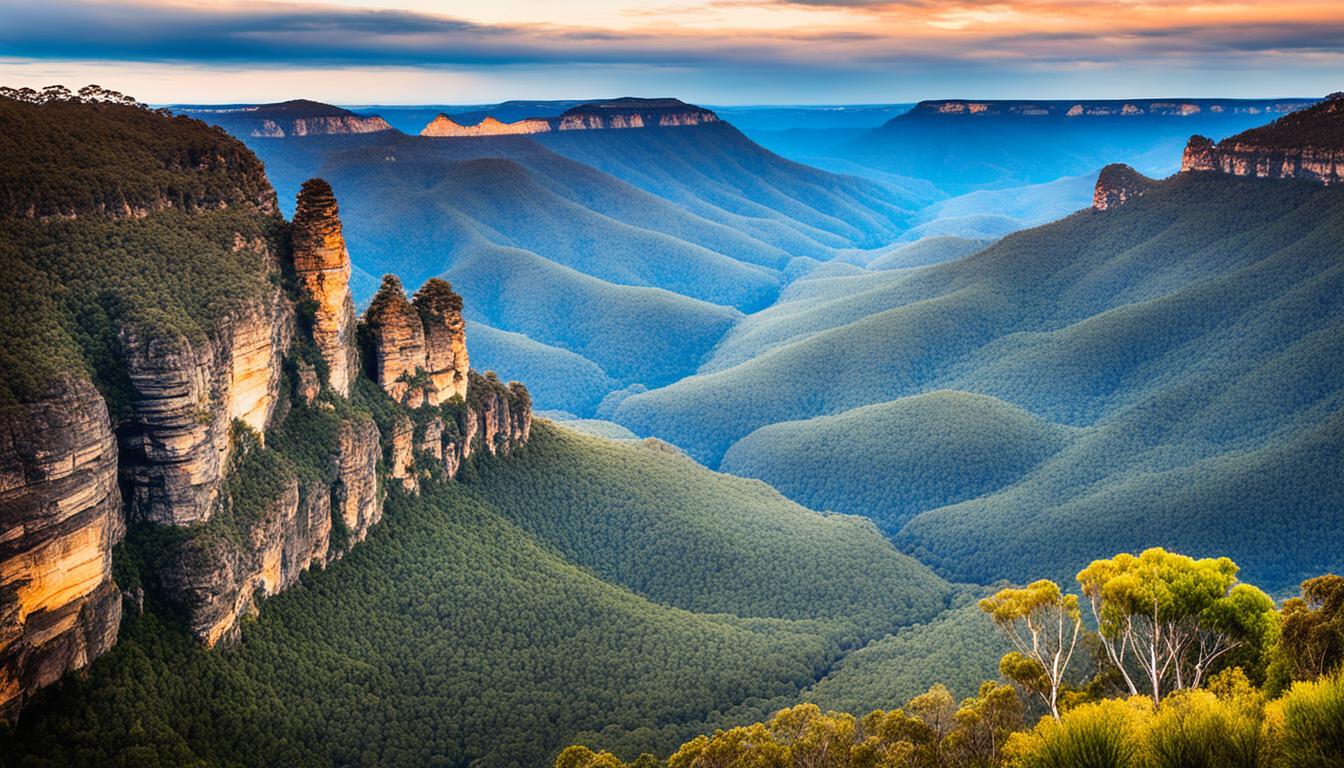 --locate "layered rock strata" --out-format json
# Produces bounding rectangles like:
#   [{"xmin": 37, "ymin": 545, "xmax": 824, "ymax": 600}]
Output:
[
  {"xmin": 364, "ymin": 276, "xmax": 468, "ymax": 407},
  {"xmin": 0, "ymin": 378, "xmax": 124, "ymax": 719},
  {"xmin": 291, "ymin": 179, "xmax": 359, "ymax": 396}
]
